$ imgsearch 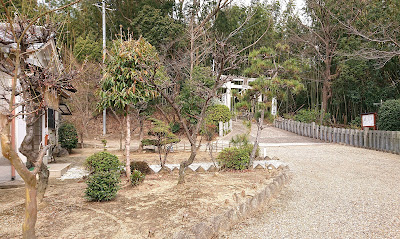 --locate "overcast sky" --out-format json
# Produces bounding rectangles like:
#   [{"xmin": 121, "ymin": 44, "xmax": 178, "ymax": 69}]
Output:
[{"xmin": 233, "ymin": 0, "xmax": 305, "ymax": 14}]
